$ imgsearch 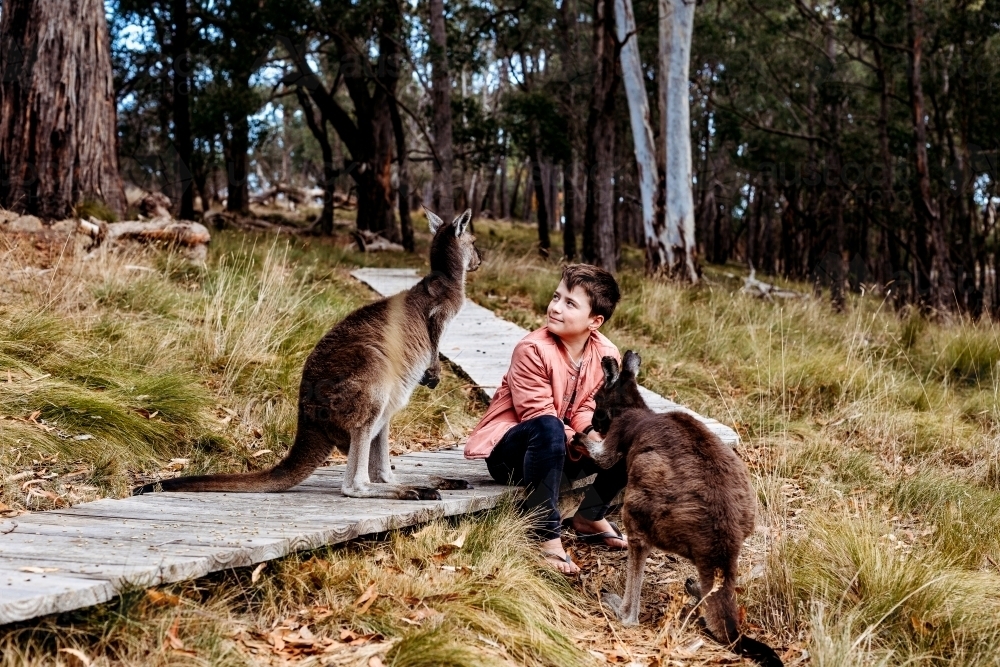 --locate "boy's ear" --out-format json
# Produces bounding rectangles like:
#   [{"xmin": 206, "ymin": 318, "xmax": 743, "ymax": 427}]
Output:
[{"xmin": 601, "ymin": 356, "xmax": 620, "ymax": 387}]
